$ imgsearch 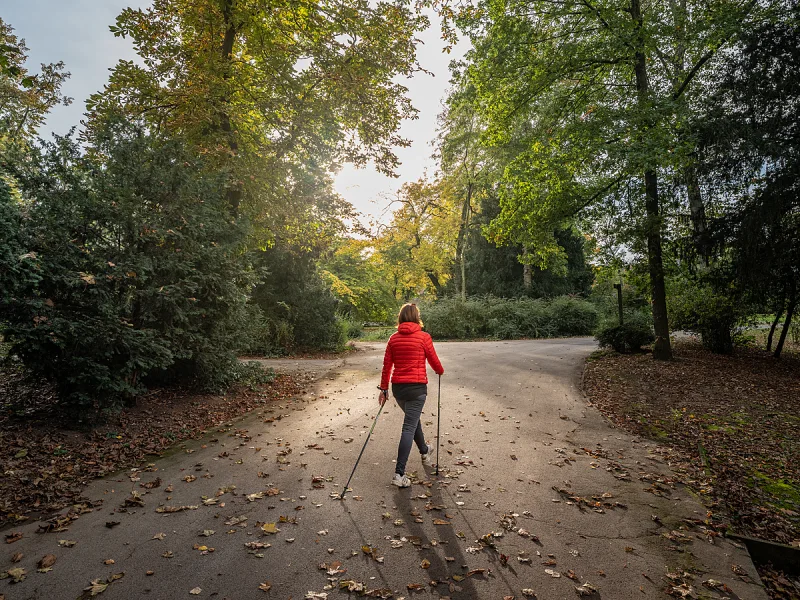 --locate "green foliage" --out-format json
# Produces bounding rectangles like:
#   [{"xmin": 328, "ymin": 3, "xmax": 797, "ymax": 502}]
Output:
[
  {"xmin": 0, "ymin": 17, "xmax": 71, "ymax": 150},
  {"xmin": 320, "ymin": 239, "xmax": 397, "ymax": 323},
  {"xmin": 0, "ymin": 120, "xmax": 252, "ymax": 417},
  {"xmin": 458, "ymin": 212, "xmax": 595, "ymax": 298},
  {"xmin": 249, "ymin": 246, "xmax": 343, "ymax": 353},
  {"xmin": 340, "ymin": 316, "xmax": 365, "ymax": 340},
  {"xmin": 421, "ymin": 296, "xmax": 598, "ymax": 340},
  {"xmin": 667, "ymin": 277, "xmax": 744, "ymax": 354},
  {"xmin": 596, "ymin": 323, "xmax": 654, "ymax": 354}
]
